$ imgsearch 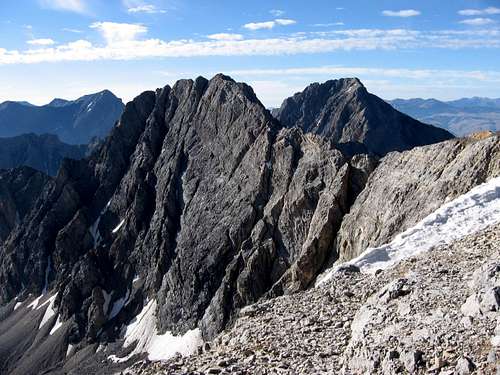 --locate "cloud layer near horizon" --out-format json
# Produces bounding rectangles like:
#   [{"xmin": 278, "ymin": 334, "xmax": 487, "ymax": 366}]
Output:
[{"xmin": 2, "ymin": 23, "xmax": 500, "ymax": 65}]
